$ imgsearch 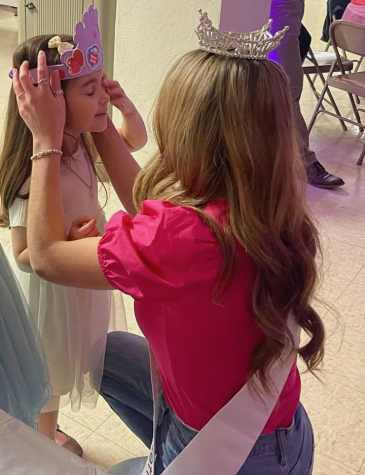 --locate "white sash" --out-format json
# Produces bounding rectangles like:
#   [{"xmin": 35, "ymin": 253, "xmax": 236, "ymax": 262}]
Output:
[{"xmin": 143, "ymin": 316, "xmax": 300, "ymax": 475}]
